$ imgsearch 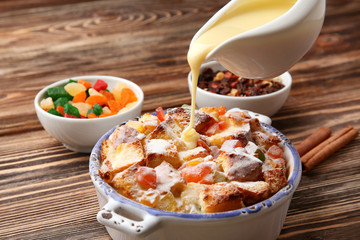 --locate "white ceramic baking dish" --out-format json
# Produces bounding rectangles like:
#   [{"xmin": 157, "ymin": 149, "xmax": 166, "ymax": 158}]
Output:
[{"xmin": 89, "ymin": 115, "xmax": 301, "ymax": 240}]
